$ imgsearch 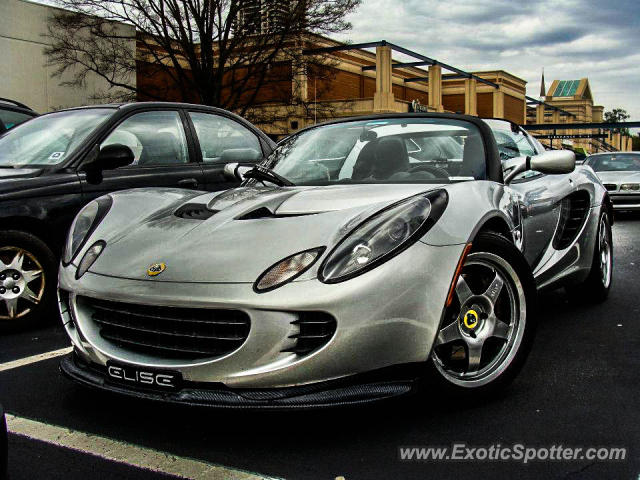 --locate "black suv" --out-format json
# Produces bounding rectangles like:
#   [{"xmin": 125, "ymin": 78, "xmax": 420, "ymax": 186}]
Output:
[
  {"xmin": 0, "ymin": 98, "xmax": 38, "ymax": 133},
  {"xmin": 0, "ymin": 102, "xmax": 275, "ymax": 330}
]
